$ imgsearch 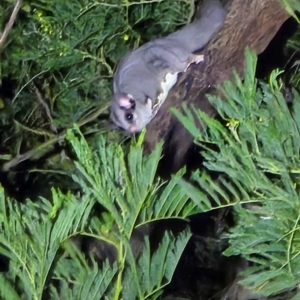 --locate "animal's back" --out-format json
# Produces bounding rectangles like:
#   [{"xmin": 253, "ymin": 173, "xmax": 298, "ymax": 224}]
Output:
[
  {"xmin": 112, "ymin": 0, "xmax": 226, "ymax": 108},
  {"xmin": 114, "ymin": 48, "xmax": 162, "ymax": 101}
]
